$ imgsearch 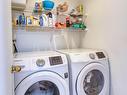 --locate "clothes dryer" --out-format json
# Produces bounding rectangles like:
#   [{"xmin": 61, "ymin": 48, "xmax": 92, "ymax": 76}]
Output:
[{"xmin": 57, "ymin": 49, "xmax": 110, "ymax": 95}]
